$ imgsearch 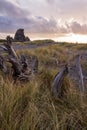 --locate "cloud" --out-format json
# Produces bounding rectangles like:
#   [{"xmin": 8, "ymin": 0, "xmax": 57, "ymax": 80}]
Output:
[
  {"xmin": 0, "ymin": 0, "xmax": 31, "ymax": 32},
  {"xmin": 24, "ymin": 17, "xmax": 58, "ymax": 34},
  {"xmin": 67, "ymin": 21, "xmax": 87, "ymax": 34},
  {"xmin": 0, "ymin": 0, "xmax": 58, "ymax": 34},
  {"xmin": 0, "ymin": 0, "xmax": 29, "ymax": 18},
  {"xmin": 0, "ymin": 0, "xmax": 87, "ymax": 36},
  {"xmin": 0, "ymin": 15, "xmax": 19, "ymax": 33},
  {"xmin": 45, "ymin": 0, "xmax": 87, "ymax": 22},
  {"xmin": 46, "ymin": 0, "xmax": 56, "ymax": 4}
]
